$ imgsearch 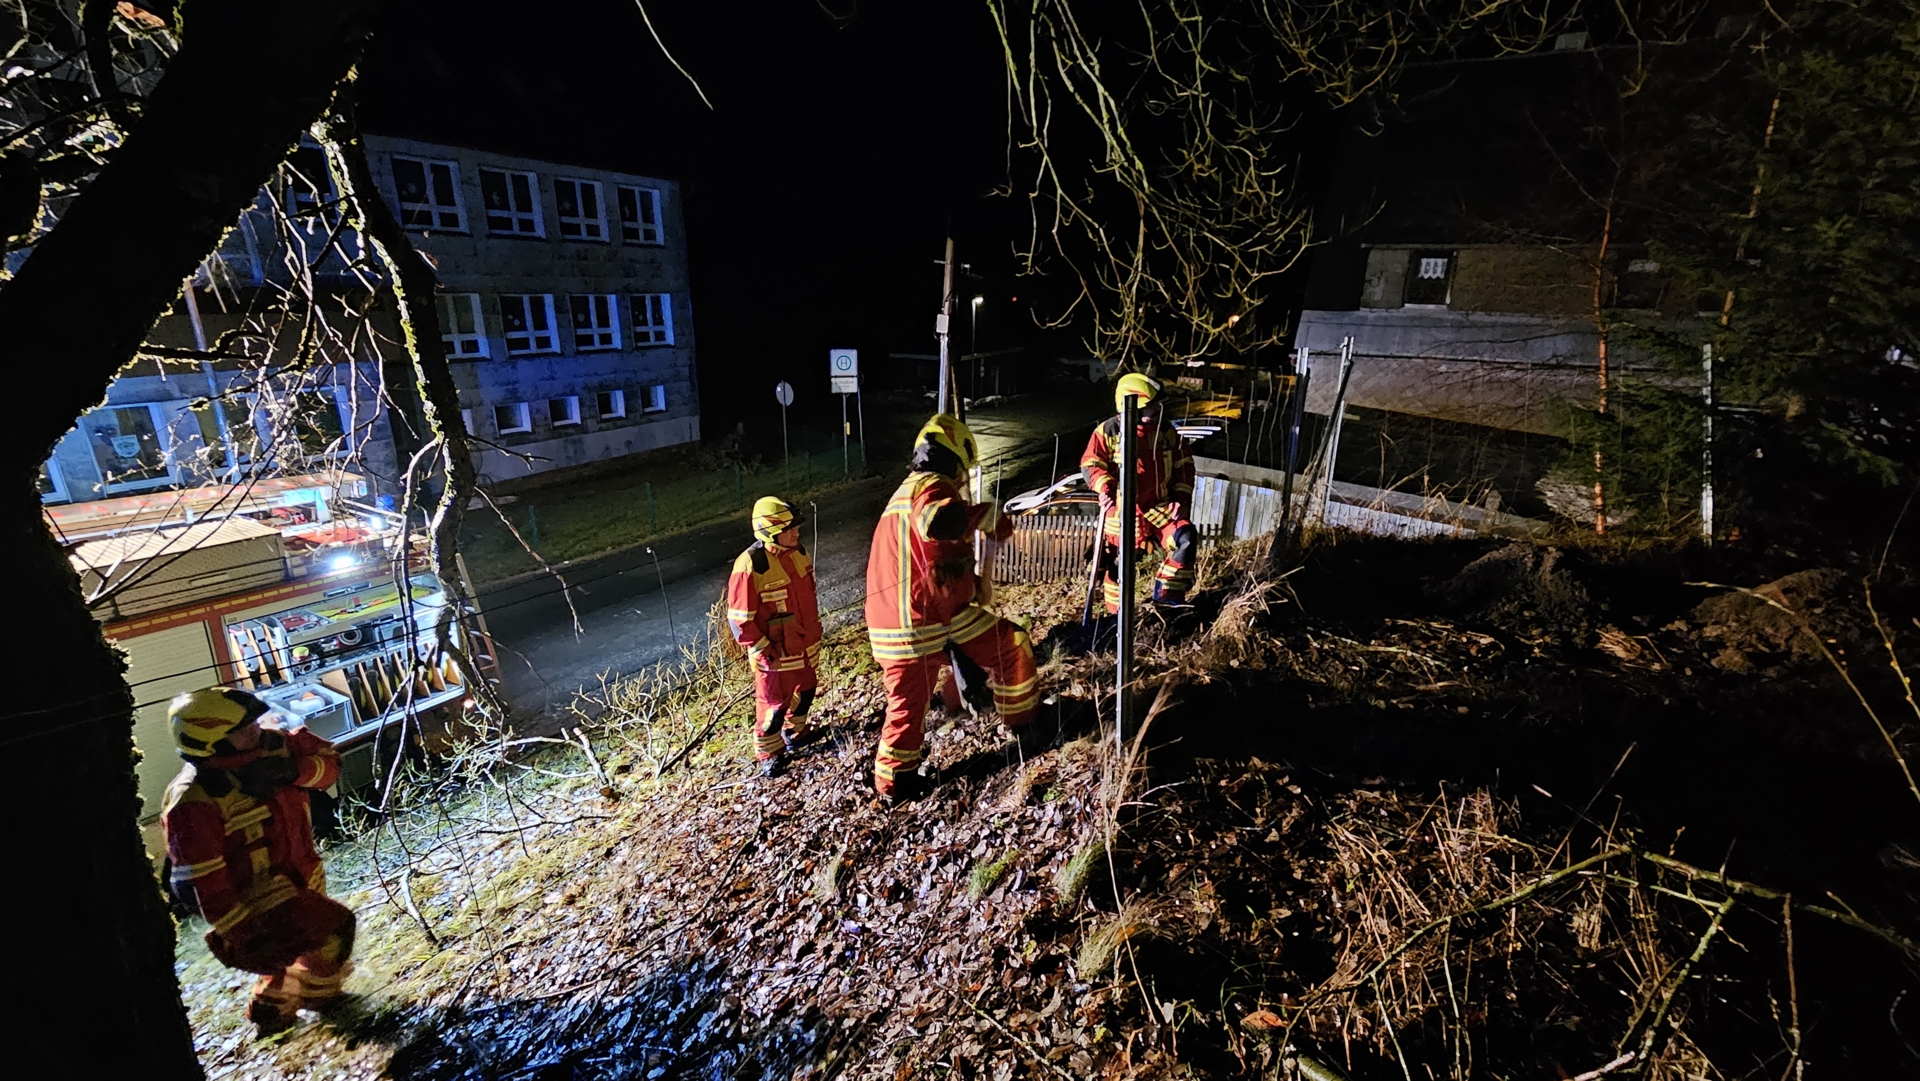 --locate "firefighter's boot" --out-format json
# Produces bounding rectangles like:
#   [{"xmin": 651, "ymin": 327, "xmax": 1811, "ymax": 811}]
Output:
[
  {"xmin": 288, "ymin": 958, "xmax": 353, "ymax": 1014},
  {"xmin": 783, "ymin": 718, "xmax": 825, "ymax": 752},
  {"xmin": 247, "ymin": 974, "xmax": 303, "ymax": 1037},
  {"xmin": 876, "ymin": 770, "xmax": 931, "ymax": 807}
]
